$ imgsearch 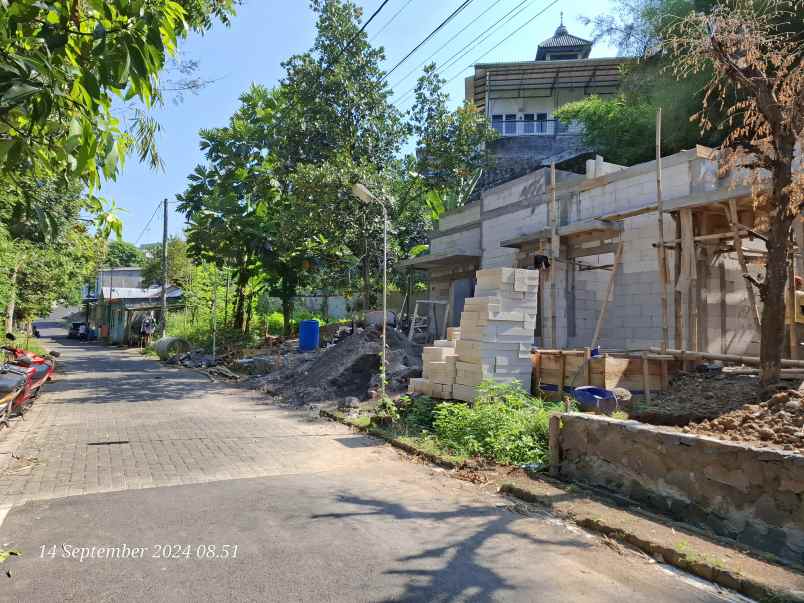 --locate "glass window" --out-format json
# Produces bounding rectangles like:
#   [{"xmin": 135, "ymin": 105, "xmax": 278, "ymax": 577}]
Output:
[
  {"xmin": 491, "ymin": 114, "xmax": 503, "ymax": 134},
  {"xmin": 536, "ymin": 113, "xmax": 548, "ymax": 134},
  {"xmin": 523, "ymin": 113, "xmax": 535, "ymax": 134},
  {"xmin": 504, "ymin": 113, "xmax": 517, "ymax": 135}
]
